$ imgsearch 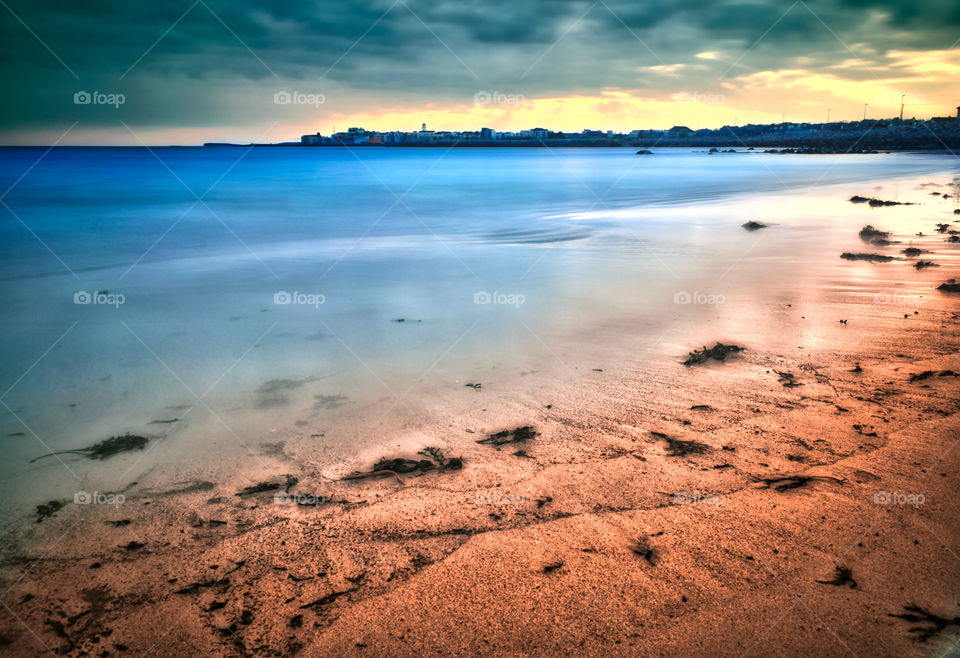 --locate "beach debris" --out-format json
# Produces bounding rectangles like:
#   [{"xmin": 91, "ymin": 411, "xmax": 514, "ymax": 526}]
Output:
[
  {"xmin": 889, "ymin": 605, "xmax": 960, "ymax": 642},
  {"xmin": 314, "ymin": 394, "xmax": 348, "ymax": 409},
  {"xmin": 853, "ymin": 424, "xmax": 879, "ymax": 437},
  {"xmin": 627, "ymin": 536, "xmax": 659, "ymax": 566},
  {"xmin": 35, "ymin": 500, "xmax": 65, "ymax": 523},
  {"xmin": 536, "ymin": 496, "xmax": 553, "ymax": 508},
  {"xmin": 299, "ymin": 588, "xmax": 357, "ymax": 609},
  {"xmin": 341, "ymin": 447, "xmax": 461, "ymax": 484},
  {"xmin": 690, "ymin": 404, "xmax": 713, "ymax": 411},
  {"xmin": 848, "ymin": 196, "xmax": 913, "ymax": 207},
  {"xmin": 236, "ymin": 474, "xmax": 298, "ymax": 497},
  {"xmin": 29, "ymin": 433, "xmax": 148, "ymax": 463},
  {"xmin": 914, "ymin": 260, "xmax": 938, "ymax": 269},
  {"xmin": 635, "ymin": 149, "xmax": 653, "ymax": 155},
  {"xmin": 478, "ymin": 425, "xmax": 537, "ymax": 448},
  {"xmin": 512, "ymin": 449, "xmax": 533, "ymax": 458},
  {"xmin": 838, "ymin": 319, "xmax": 847, "ymax": 325},
  {"xmin": 148, "ymin": 418, "xmax": 180, "ymax": 424},
  {"xmin": 816, "ymin": 565, "xmax": 857, "ymax": 588},
  {"xmin": 741, "ymin": 221, "xmax": 767, "ymax": 231},
  {"xmin": 173, "ymin": 577, "xmax": 231, "ymax": 595},
  {"xmin": 464, "ymin": 382, "xmax": 482, "ymax": 390},
  {"xmin": 417, "ymin": 447, "xmax": 463, "ymax": 471},
  {"xmin": 775, "ymin": 371, "xmax": 803, "ymax": 388},
  {"xmin": 682, "ymin": 342, "xmax": 744, "ymax": 366},
  {"xmin": 902, "ymin": 247, "xmax": 925, "ymax": 257},
  {"xmin": 119, "ymin": 541, "xmax": 145, "ymax": 551},
  {"xmin": 651, "ymin": 431, "xmax": 708, "ymax": 457},
  {"xmin": 753, "ymin": 474, "xmax": 845, "ymax": 492},
  {"xmin": 909, "ymin": 370, "xmax": 958, "ymax": 382},
  {"xmin": 542, "ymin": 560, "xmax": 564, "ymax": 573},
  {"xmin": 104, "ymin": 519, "xmax": 131, "ymax": 527},
  {"xmin": 859, "ymin": 225, "xmax": 894, "ymax": 245},
  {"xmin": 374, "ymin": 458, "xmax": 432, "ymax": 473},
  {"xmin": 840, "ymin": 252, "xmax": 895, "ymax": 262},
  {"xmin": 937, "ymin": 280, "xmax": 960, "ymax": 292},
  {"xmin": 851, "ymin": 363, "xmax": 863, "ymax": 373},
  {"xmin": 256, "ymin": 377, "xmax": 313, "ymax": 407}
]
